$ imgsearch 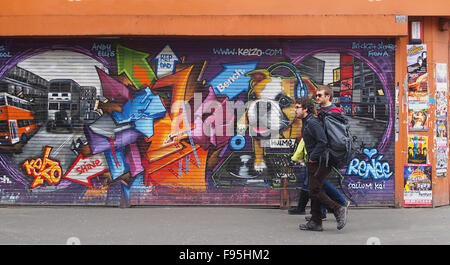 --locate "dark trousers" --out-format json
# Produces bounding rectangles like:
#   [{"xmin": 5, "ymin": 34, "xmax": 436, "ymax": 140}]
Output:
[{"xmin": 307, "ymin": 162, "xmax": 341, "ymax": 225}]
